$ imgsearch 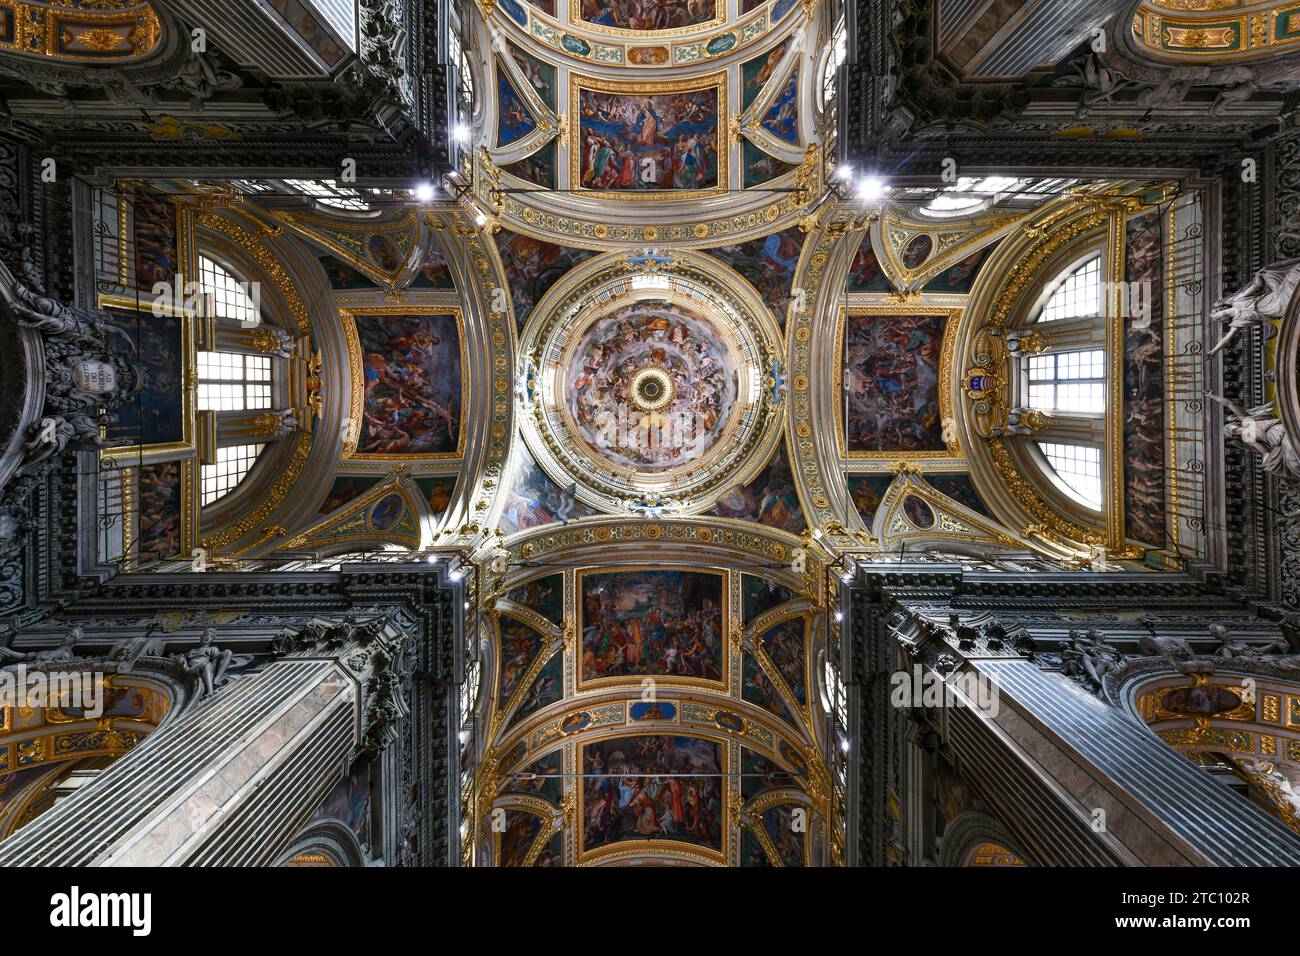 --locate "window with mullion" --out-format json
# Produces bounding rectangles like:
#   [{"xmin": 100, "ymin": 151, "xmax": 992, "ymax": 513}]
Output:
[
  {"xmin": 197, "ymin": 351, "xmax": 272, "ymax": 412},
  {"xmin": 1026, "ymin": 349, "xmax": 1105, "ymax": 414}
]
